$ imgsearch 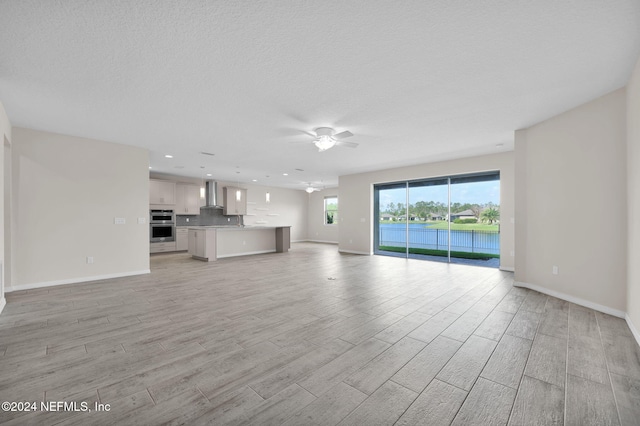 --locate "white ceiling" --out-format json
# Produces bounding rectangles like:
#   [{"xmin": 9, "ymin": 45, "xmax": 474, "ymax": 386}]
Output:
[{"xmin": 1, "ymin": 1, "xmax": 639, "ymax": 190}]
